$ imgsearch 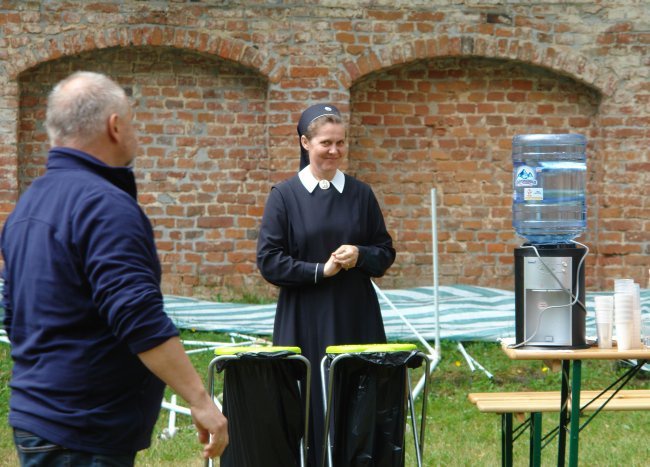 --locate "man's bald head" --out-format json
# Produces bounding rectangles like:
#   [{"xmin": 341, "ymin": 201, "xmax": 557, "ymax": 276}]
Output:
[{"xmin": 45, "ymin": 71, "xmax": 130, "ymax": 148}]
